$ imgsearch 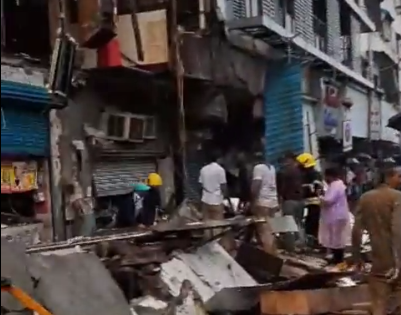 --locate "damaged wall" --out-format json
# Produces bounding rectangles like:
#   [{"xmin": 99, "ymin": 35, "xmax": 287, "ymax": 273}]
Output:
[
  {"xmin": 55, "ymin": 79, "xmax": 174, "ymax": 203},
  {"xmin": 180, "ymin": 34, "xmax": 267, "ymax": 96}
]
